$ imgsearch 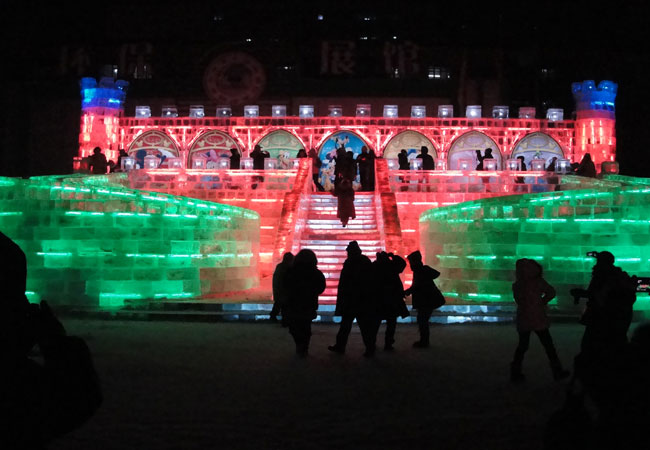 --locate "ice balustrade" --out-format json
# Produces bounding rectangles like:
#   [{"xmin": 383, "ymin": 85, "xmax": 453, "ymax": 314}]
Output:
[
  {"xmin": 387, "ymin": 168, "xmax": 597, "ymax": 254},
  {"xmin": 126, "ymin": 160, "xmax": 311, "ymax": 275},
  {"xmin": 0, "ymin": 175, "xmax": 260, "ymax": 308},
  {"xmin": 418, "ymin": 175, "xmax": 650, "ymax": 310}
]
